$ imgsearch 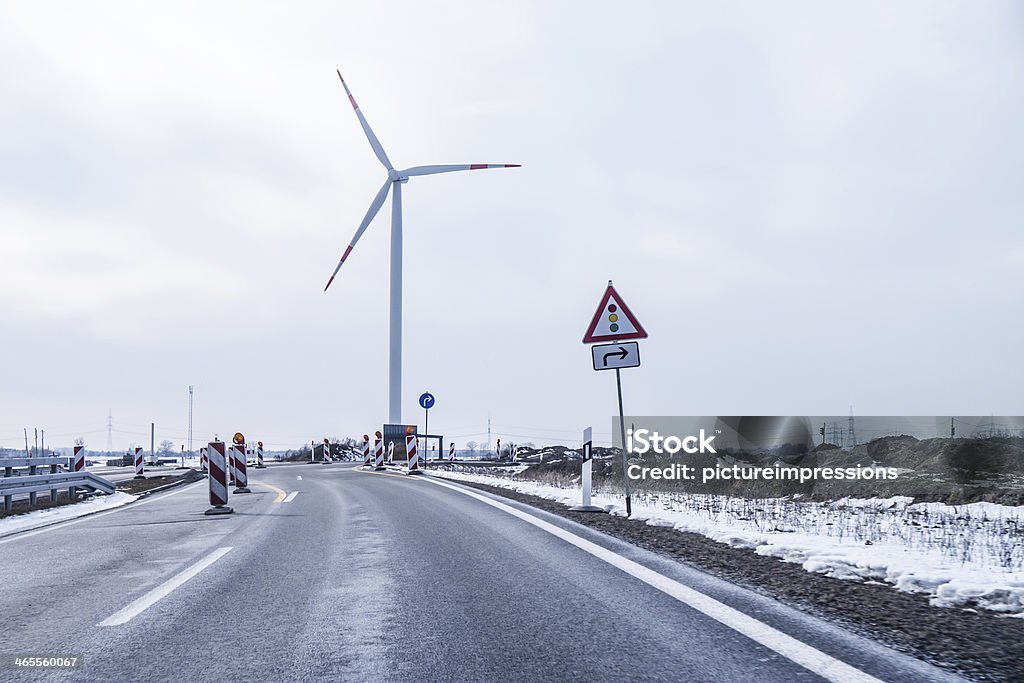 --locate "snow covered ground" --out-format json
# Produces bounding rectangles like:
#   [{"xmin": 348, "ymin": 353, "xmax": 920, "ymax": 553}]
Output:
[
  {"xmin": 0, "ymin": 492, "xmax": 138, "ymax": 538},
  {"xmin": 433, "ymin": 469, "xmax": 1024, "ymax": 617}
]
